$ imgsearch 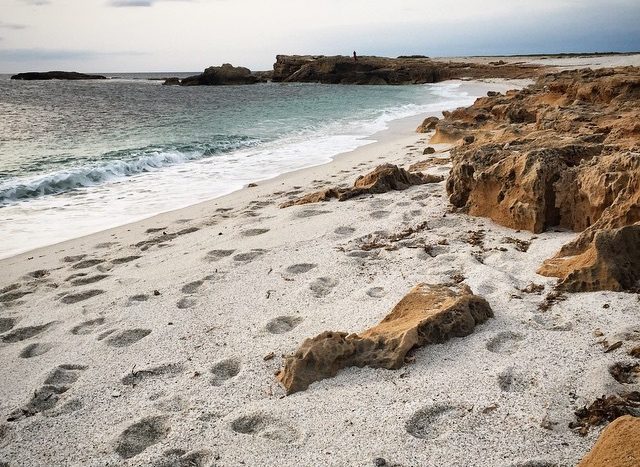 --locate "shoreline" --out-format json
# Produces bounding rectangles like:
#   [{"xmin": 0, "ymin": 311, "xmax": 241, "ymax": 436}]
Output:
[
  {"xmin": 2, "ymin": 68, "xmax": 635, "ymax": 466},
  {"xmin": 1, "ymin": 78, "xmax": 529, "ymax": 264}
]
